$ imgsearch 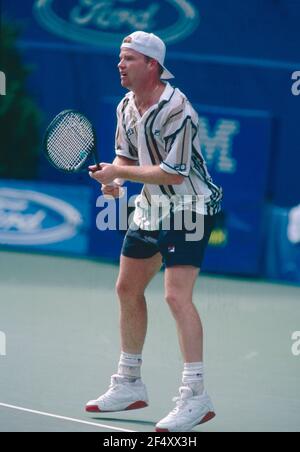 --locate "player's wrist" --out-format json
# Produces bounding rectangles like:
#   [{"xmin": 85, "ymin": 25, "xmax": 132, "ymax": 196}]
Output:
[
  {"xmin": 114, "ymin": 166, "xmax": 129, "ymax": 181},
  {"xmin": 114, "ymin": 178, "xmax": 125, "ymax": 186}
]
